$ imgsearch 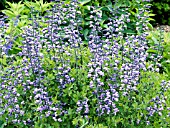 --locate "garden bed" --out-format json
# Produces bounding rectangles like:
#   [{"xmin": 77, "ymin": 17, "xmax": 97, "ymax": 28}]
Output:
[{"xmin": 0, "ymin": 0, "xmax": 170, "ymax": 128}]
